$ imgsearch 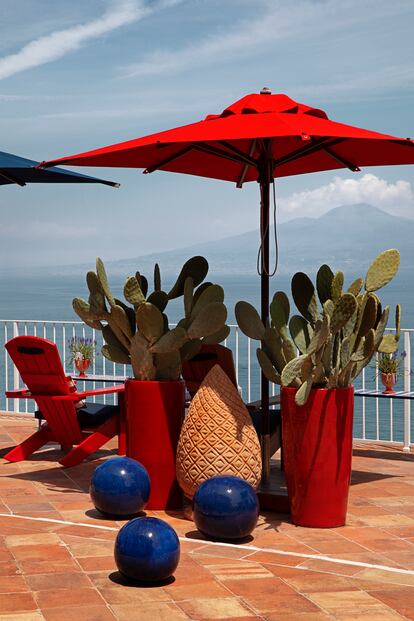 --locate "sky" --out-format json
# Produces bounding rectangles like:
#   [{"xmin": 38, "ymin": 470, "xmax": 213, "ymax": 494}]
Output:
[{"xmin": 0, "ymin": 0, "xmax": 413, "ymax": 269}]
